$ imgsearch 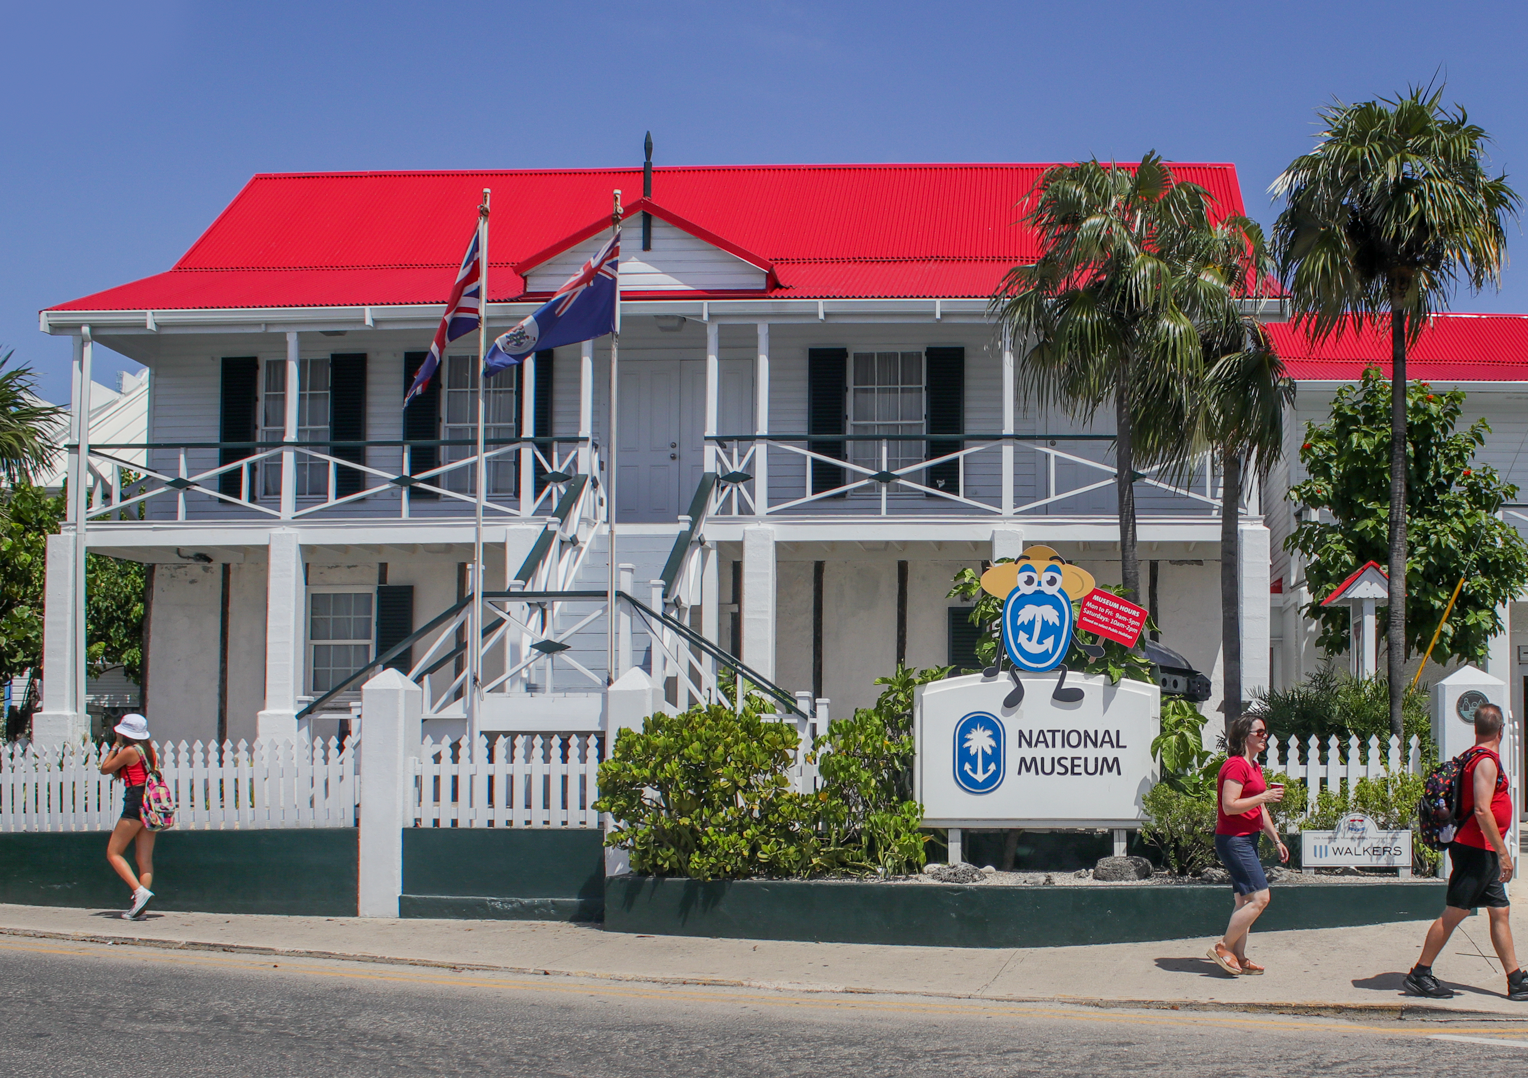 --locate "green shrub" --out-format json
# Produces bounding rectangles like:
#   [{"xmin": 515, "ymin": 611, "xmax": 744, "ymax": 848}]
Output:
[
  {"xmin": 1297, "ymin": 770, "xmax": 1438, "ymax": 876},
  {"xmin": 1140, "ymin": 782, "xmax": 1218, "ymax": 875},
  {"xmin": 1249, "ymin": 667, "xmax": 1433, "ymax": 759},
  {"xmin": 1151, "ymin": 698, "xmax": 1212, "ymax": 790},
  {"xmin": 595, "ymin": 702, "xmax": 821, "ymax": 880}
]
